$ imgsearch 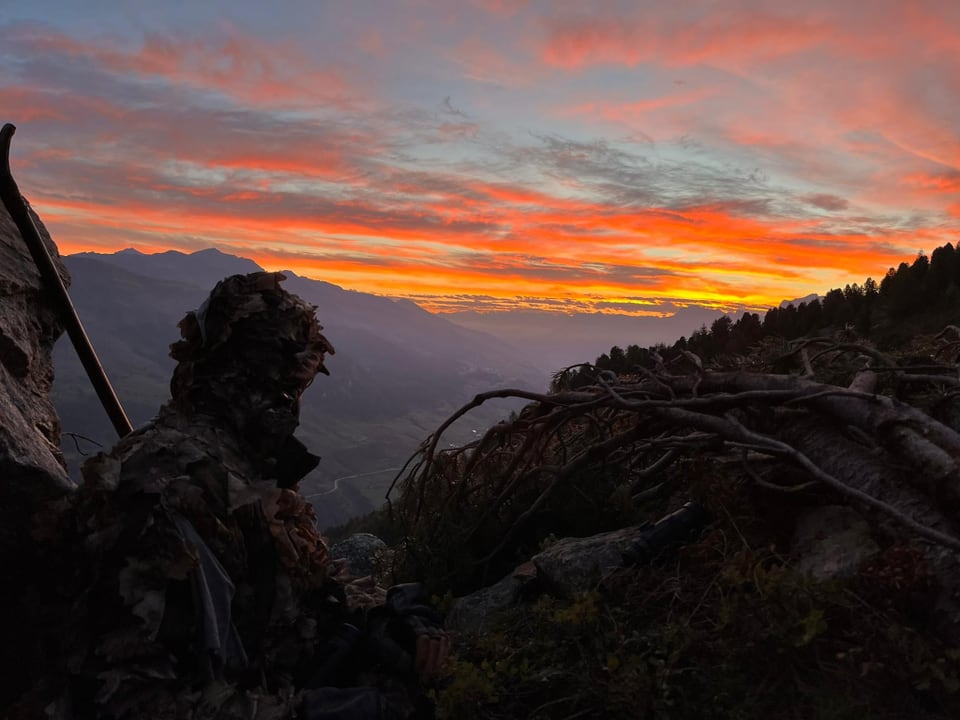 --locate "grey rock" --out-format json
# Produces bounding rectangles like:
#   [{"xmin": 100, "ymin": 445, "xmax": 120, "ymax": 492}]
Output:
[
  {"xmin": 532, "ymin": 525, "xmax": 650, "ymax": 596},
  {"xmin": 330, "ymin": 533, "xmax": 388, "ymax": 578},
  {"xmin": 791, "ymin": 505, "xmax": 880, "ymax": 580},
  {"xmin": 450, "ymin": 524, "xmax": 659, "ymax": 635},
  {"xmin": 446, "ymin": 562, "xmax": 537, "ymax": 637}
]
